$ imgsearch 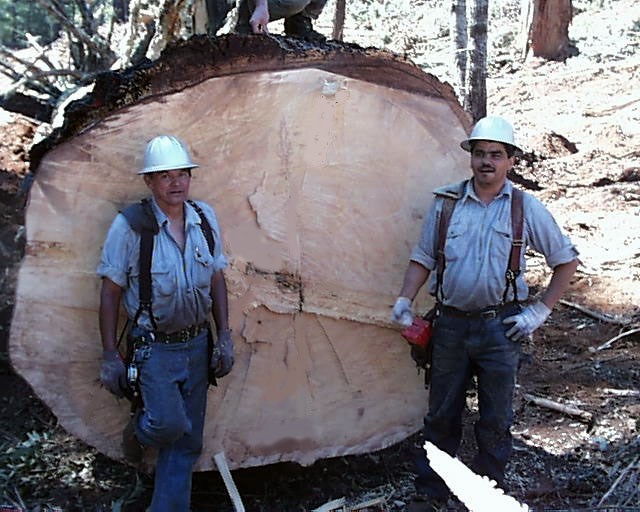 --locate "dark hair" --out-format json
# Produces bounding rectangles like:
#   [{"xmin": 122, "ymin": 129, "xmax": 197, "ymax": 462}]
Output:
[{"xmin": 469, "ymin": 140, "xmax": 516, "ymax": 158}]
